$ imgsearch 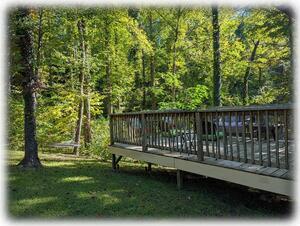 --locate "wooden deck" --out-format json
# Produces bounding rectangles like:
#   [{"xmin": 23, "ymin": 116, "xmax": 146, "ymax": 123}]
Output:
[
  {"xmin": 111, "ymin": 142, "xmax": 293, "ymax": 180},
  {"xmin": 109, "ymin": 105, "xmax": 294, "ymax": 196}
]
